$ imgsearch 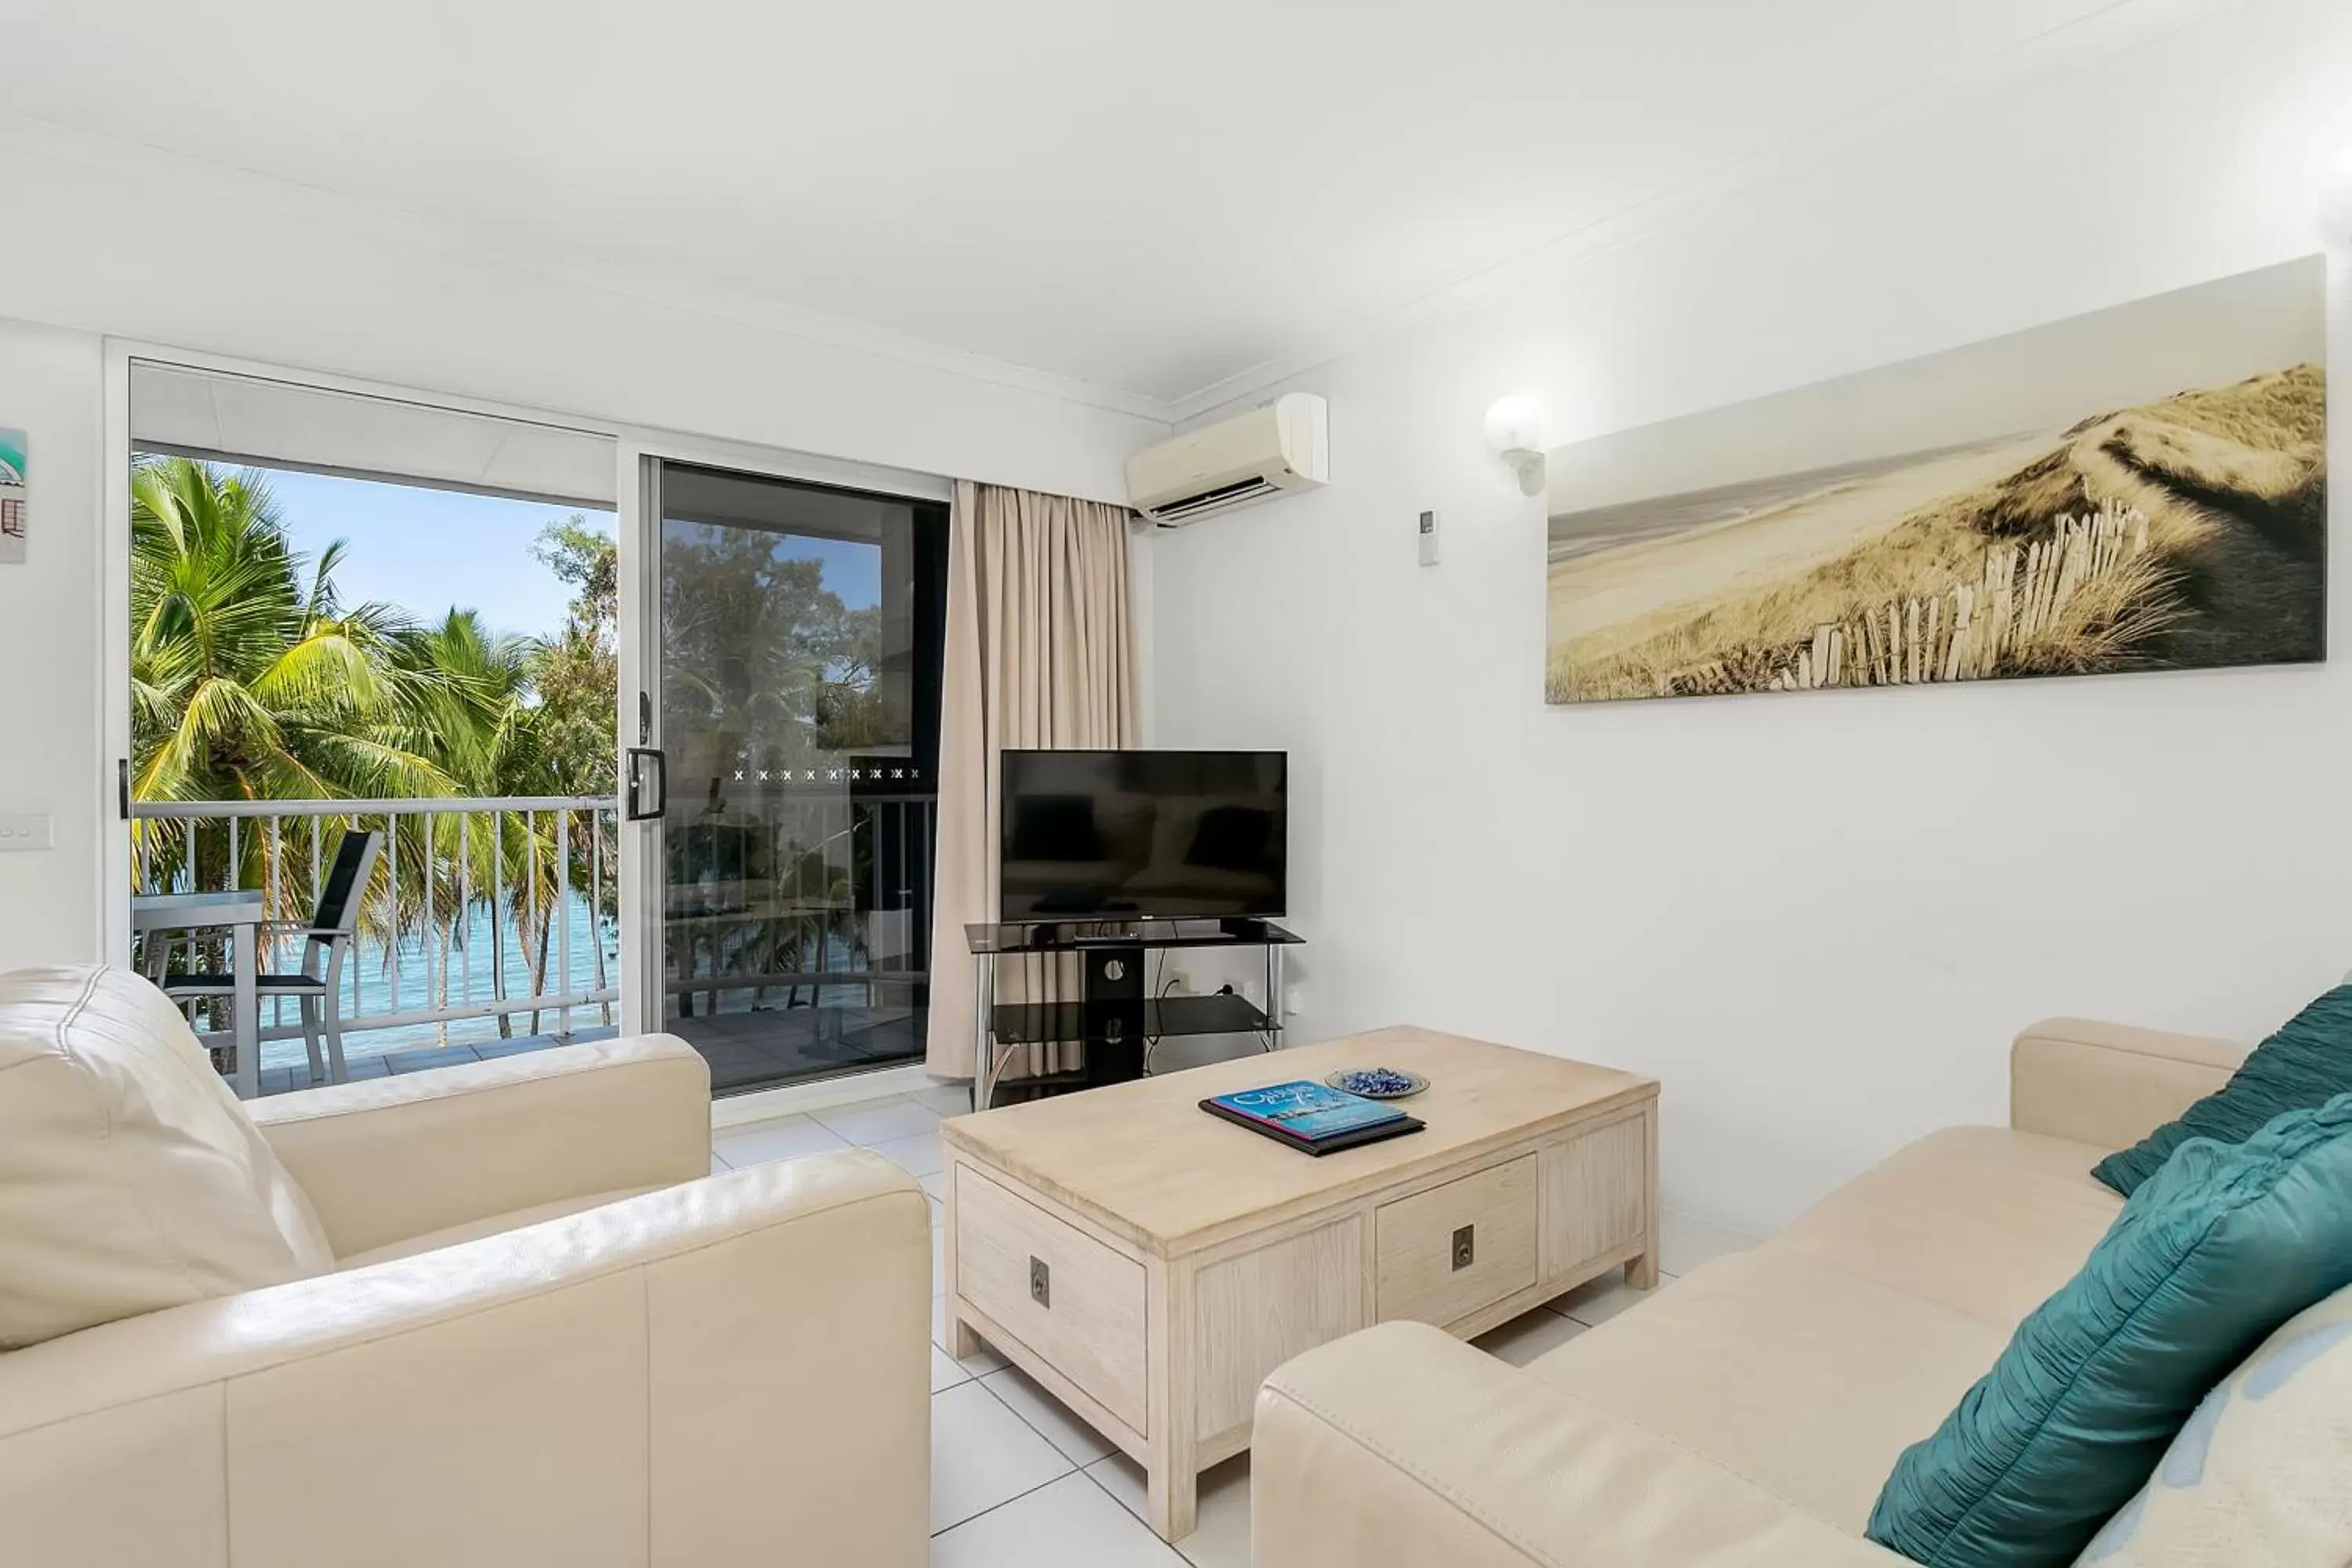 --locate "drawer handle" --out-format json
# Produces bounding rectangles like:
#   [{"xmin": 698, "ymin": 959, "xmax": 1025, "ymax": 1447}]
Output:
[
  {"xmin": 1452, "ymin": 1225, "xmax": 1475, "ymax": 1272},
  {"xmin": 1030, "ymin": 1255, "xmax": 1051, "ymax": 1309}
]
